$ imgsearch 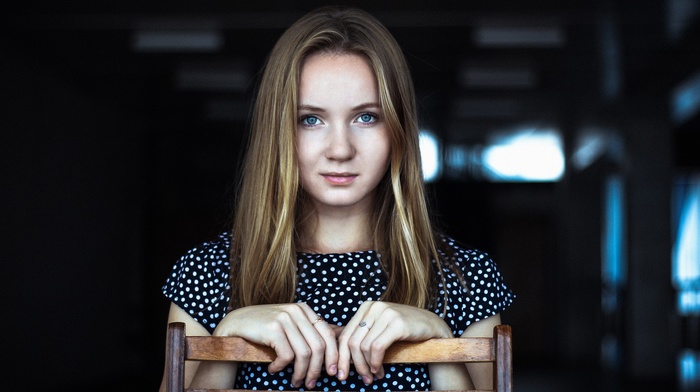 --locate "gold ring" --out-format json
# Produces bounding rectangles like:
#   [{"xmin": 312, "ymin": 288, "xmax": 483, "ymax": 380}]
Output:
[{"xmin": 312, "ymin": 316, "xmax": 324, "ymax": 325}]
